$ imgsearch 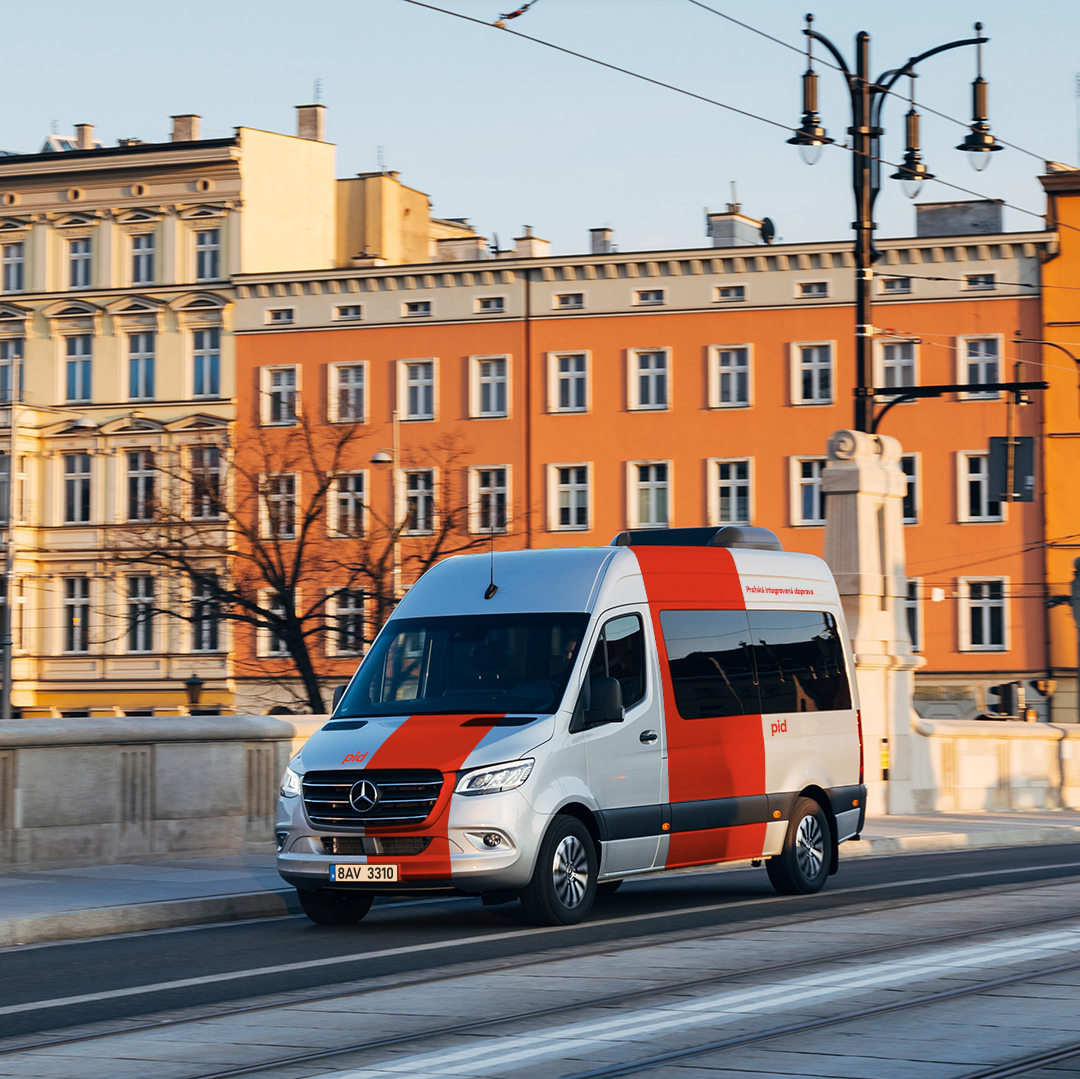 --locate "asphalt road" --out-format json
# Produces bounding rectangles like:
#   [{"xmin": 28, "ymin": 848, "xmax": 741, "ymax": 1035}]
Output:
[{"xmin": 4, "ymin": 843, "xmax": 1080, "ymax": 1042}]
